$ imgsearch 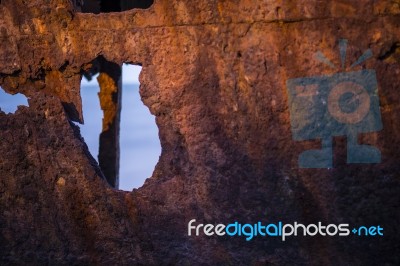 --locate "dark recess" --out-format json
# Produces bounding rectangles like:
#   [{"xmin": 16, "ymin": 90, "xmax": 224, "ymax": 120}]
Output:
[
  {"xmin": 80, "ymin": 0, "xmax": 154, "ymax": 14},
  {"xmin": 121, "ymin": 0, "xmax": 154, "ymax": 10},
  {"xmin": 378, "ymin": 42, "xmax": 400, "ymax": 61}
]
